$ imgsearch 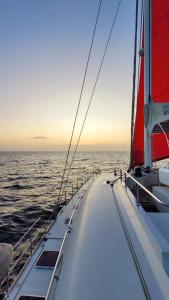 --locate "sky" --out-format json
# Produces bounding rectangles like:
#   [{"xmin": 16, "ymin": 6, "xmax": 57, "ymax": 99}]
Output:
[{"xmin": 0, "ymin": 0, "xmax": 136, "ymax": 151}]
